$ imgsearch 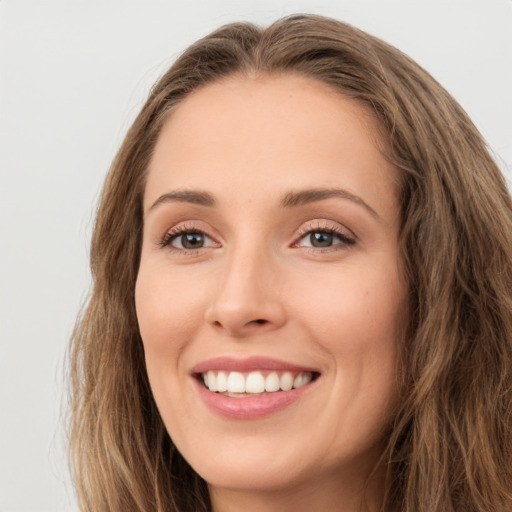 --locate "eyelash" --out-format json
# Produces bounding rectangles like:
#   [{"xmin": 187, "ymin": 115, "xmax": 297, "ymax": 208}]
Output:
[
  {"xmin": 293, "ymin": 222, "xmax": 356, "ymax": 252},
  {"xmin": 158, "ymin": 223, "xmax": 218, "ymax": 254},
  {"xmin": 158, "ymin": 221, "xmax": 356, "ymax": 254}
]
